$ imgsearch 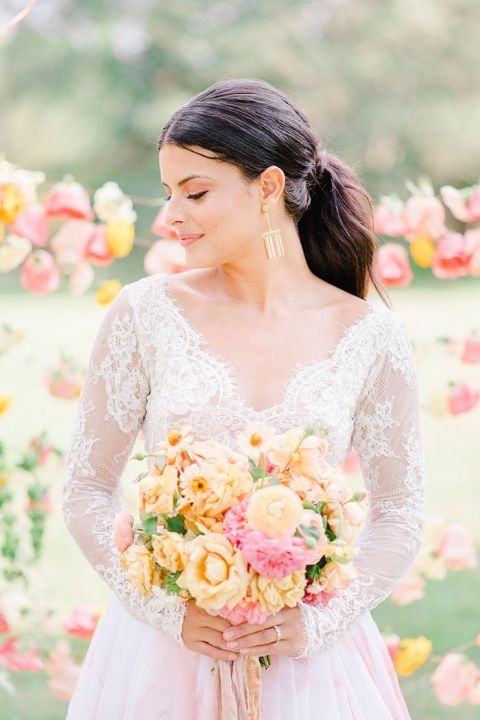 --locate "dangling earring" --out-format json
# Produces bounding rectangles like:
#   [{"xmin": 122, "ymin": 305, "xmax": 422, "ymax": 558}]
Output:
[{"xmin": 261, "ymin": 204, "xmax": 285, "ymax": 259}]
